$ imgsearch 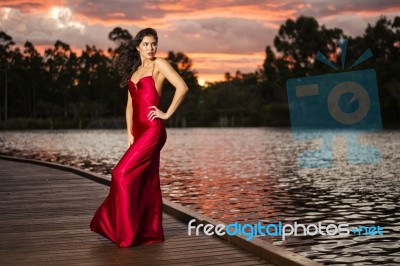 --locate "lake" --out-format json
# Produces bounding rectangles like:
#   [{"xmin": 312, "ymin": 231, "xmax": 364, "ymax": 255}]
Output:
[{"xmin": 1, "ymin": 128, "xmax": 399, "ymax": 265}]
